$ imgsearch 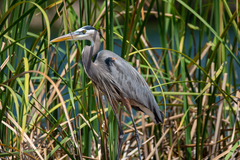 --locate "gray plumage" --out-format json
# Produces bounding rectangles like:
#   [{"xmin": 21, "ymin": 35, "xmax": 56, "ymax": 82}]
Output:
[
  {"xmin": 51, "ymin": 25, "xmax": 164, "ymax": 160},
  {"xmin": 93, "ymin": 50, "xmax": 164, "ymax": 123}
]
